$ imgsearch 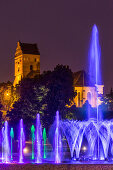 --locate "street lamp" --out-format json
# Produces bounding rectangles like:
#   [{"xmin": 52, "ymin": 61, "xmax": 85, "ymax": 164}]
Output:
[{"xmin": 82, "ymin": 146, "xmax": 87, "ymax": 151}]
